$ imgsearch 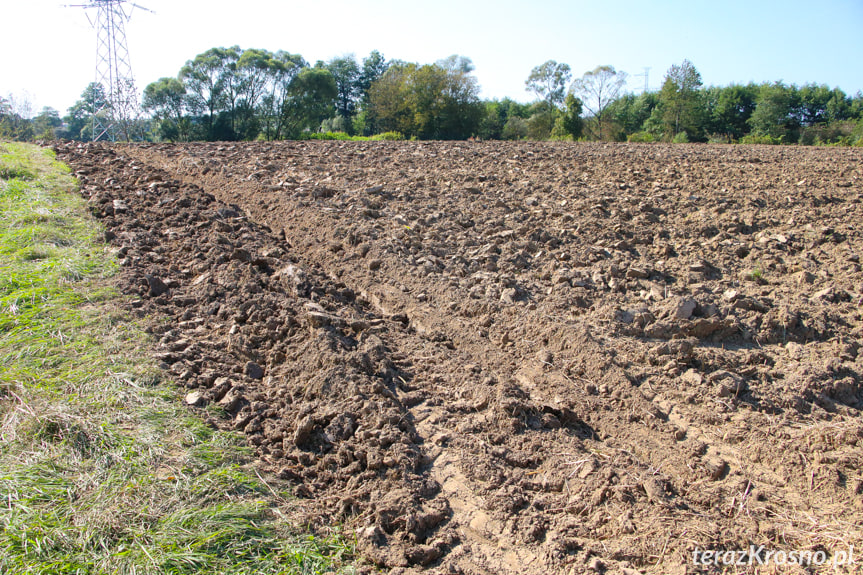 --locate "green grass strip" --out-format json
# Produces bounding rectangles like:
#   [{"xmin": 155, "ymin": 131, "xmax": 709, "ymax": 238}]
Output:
[{"xmin": 0, "ymin": 142, "xmax": 355, "ymax": 574}]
